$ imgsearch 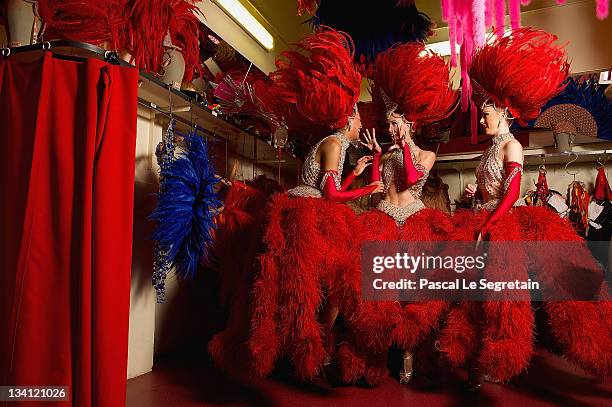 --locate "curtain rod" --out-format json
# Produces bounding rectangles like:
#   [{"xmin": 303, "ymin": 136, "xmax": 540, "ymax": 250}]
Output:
[{"xmin": 1, "ymin": 40, "xmax": 131, "ymax": 66}]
